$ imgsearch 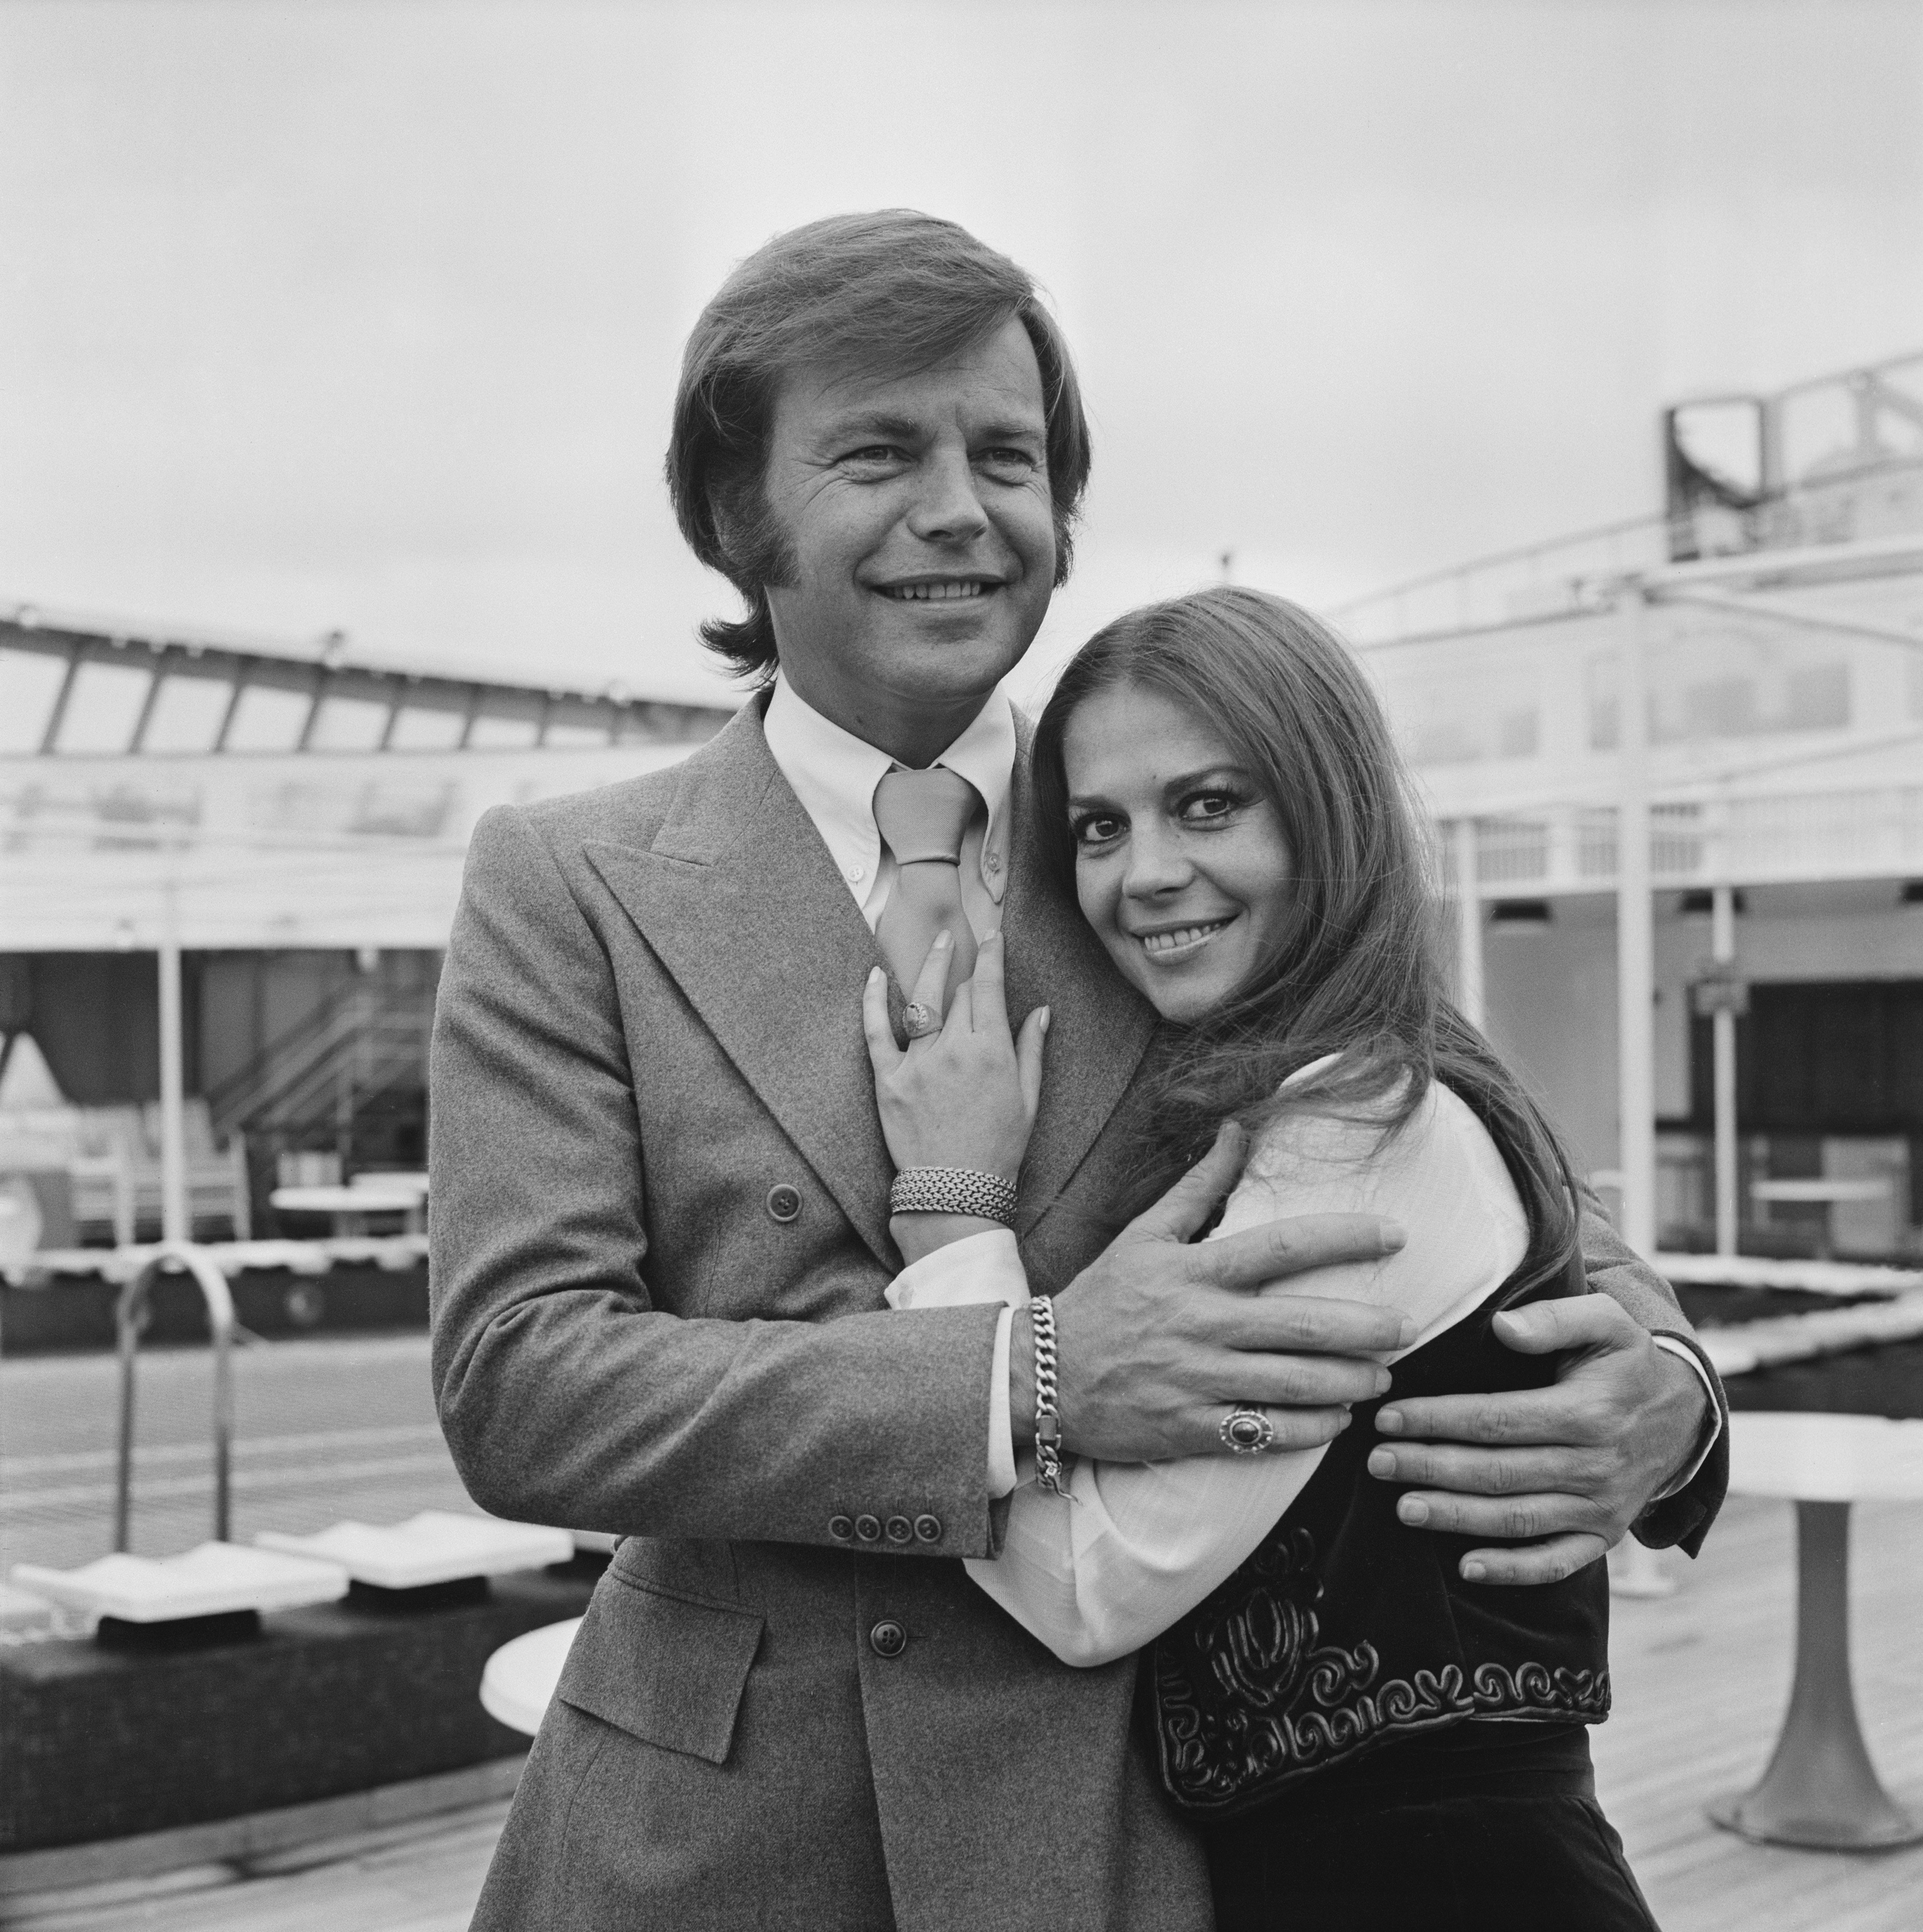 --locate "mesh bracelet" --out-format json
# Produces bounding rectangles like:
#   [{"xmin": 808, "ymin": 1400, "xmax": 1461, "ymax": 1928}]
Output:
[
  {"xmin": 888, "ymin": 1167, "xmax": 1019, "ymax": 1227},
  {"xmin": 1029, "ymin": 1294, "xmax": 1073, "ymax": 1499}
]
